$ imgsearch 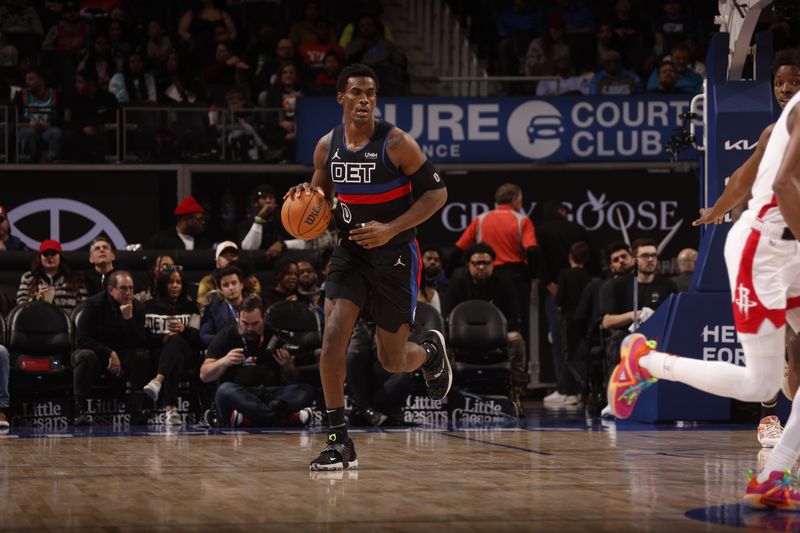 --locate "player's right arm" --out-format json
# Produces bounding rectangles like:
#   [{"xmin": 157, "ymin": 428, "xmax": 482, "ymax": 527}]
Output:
[
  {"xmin": 693, "ymin": 124, "xmax": 774, "ymax": 226},
  {"xmin": 284, "ymin": 132, "xmax": 334, "ymax": 204}
]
